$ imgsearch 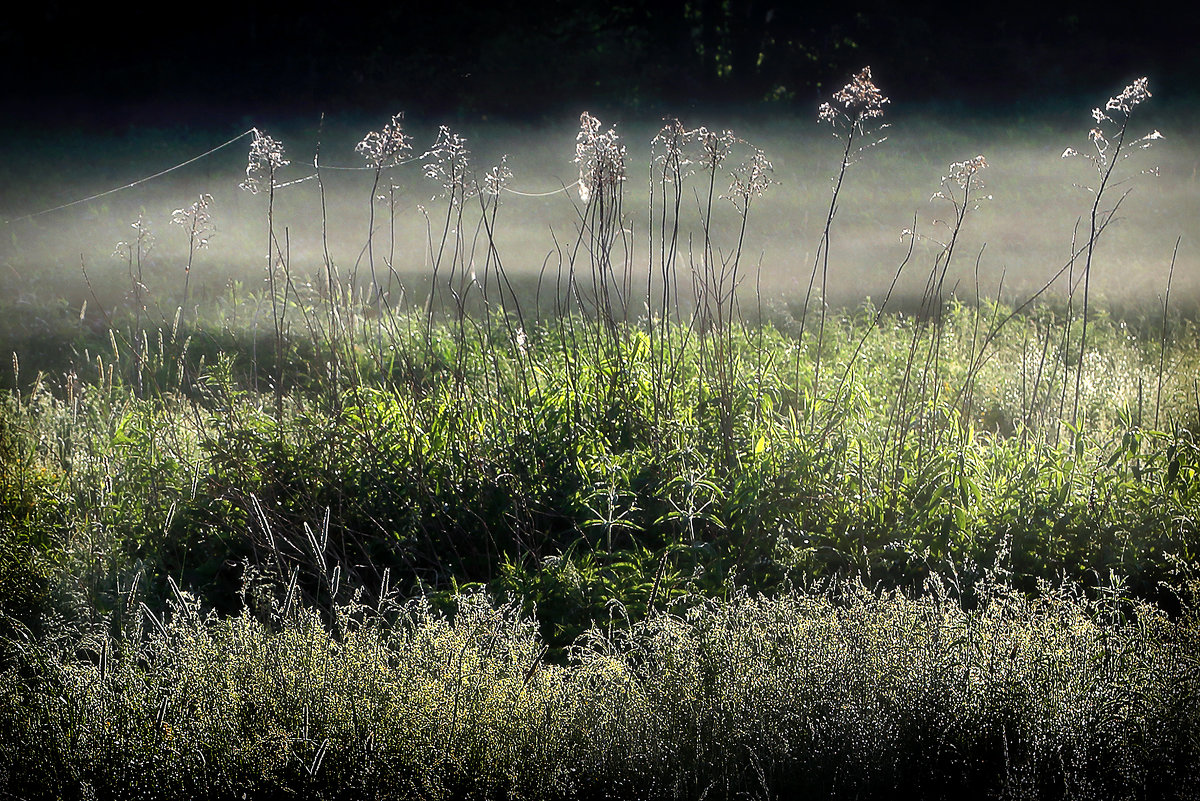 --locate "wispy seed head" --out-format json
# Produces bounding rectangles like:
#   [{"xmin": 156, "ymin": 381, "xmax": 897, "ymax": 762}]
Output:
[
  {"xmin": 819, "ymin": 66, "xmax": 889, "ymax": 127},
  {"xmin": 171, "ymin": 194, "xmax": 215, "ymax": 248},
  {"xmin": 356, "ymin": 112, "xmax": 413, "ymax": 170},
  {"xmin": 423, "ymin": 126, "xmax": 474, "ymax": 202},
  {"xmin": 1065, "ymin": 78, "xmax": 1158, "ymax": 177},
  {"xmin": 482, "ymin": 156, "xmax": 513, "ymax": 198},
  {"xmin": 727, "ymin": 146, "xmax": 776, "ymax": 214},
  {"xmin": 695, "ymin": 127, "xmax": 737, "ymax": 173},
  {"xmin": 575, "ymin": 111, "xmax": 626, "ymax": 204},
  {"xmin": 947, "ymin": 155, "xmax": 988, "ymax": 189},
  {"xmin": 1106, "ymin": 77, "xmax": 1151, "ymax": 115},
  {"xmin": 652, "ymin": 118, "xmax": 693, "ymax": 179},
  {"xmin": 114, "ymin": 213, "xmax": 155, "ymax": 259},
  {"xmin": 240, "ymin": 129, "xmax": 289, "ymax": 193}
]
